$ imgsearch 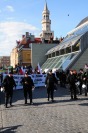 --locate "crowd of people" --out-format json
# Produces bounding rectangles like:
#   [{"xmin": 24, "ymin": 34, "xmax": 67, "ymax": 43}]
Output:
[
  {"xmin": 55, "ymin": 68, "xmax": 88, "ymax": 100},
  {"xmin": 14, "ymin": 63, "xmax": 42, "ymax": 75},
  {"xmin": 0, "ymin": 63, "xmax": 88, "ymax": 108}
]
